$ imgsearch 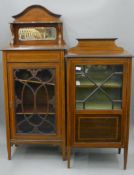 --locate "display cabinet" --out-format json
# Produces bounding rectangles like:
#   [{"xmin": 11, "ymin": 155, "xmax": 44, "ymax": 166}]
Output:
[
  {"xmin": 66, "ymin": 39, "xmax": 132, "ymax": 169},
  {"xmin": 2, "ymin": 5, "xmax": 66, "ymax": 160}
]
